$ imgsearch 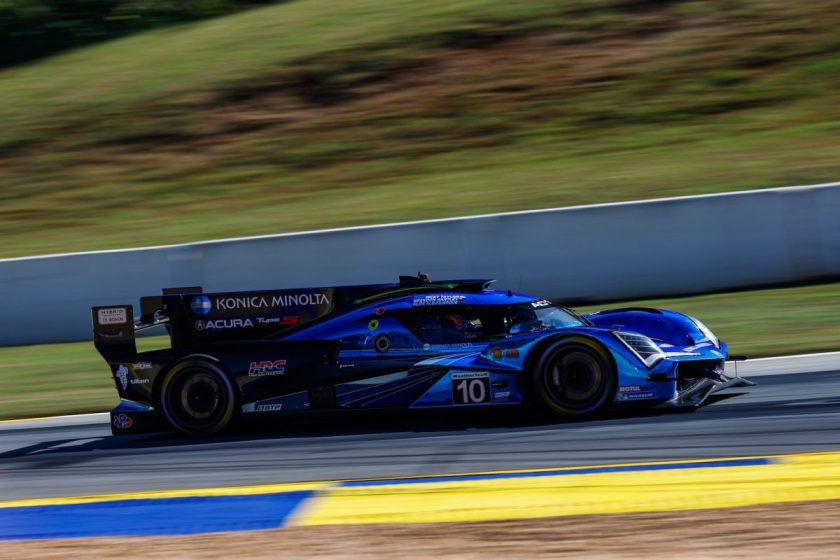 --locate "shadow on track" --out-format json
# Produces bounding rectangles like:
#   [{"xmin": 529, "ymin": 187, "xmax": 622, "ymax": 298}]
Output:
[{"xmin": 0, "ymin": 404, "xmax": 684, "ymax": 461}]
